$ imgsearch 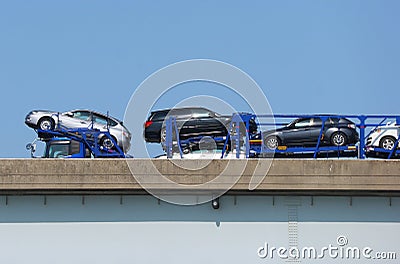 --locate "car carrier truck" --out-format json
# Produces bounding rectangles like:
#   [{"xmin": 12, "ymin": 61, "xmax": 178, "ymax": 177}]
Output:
[{"xmin": 26, "ymin": 127, "xmax": 127, "ymax": 158}]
